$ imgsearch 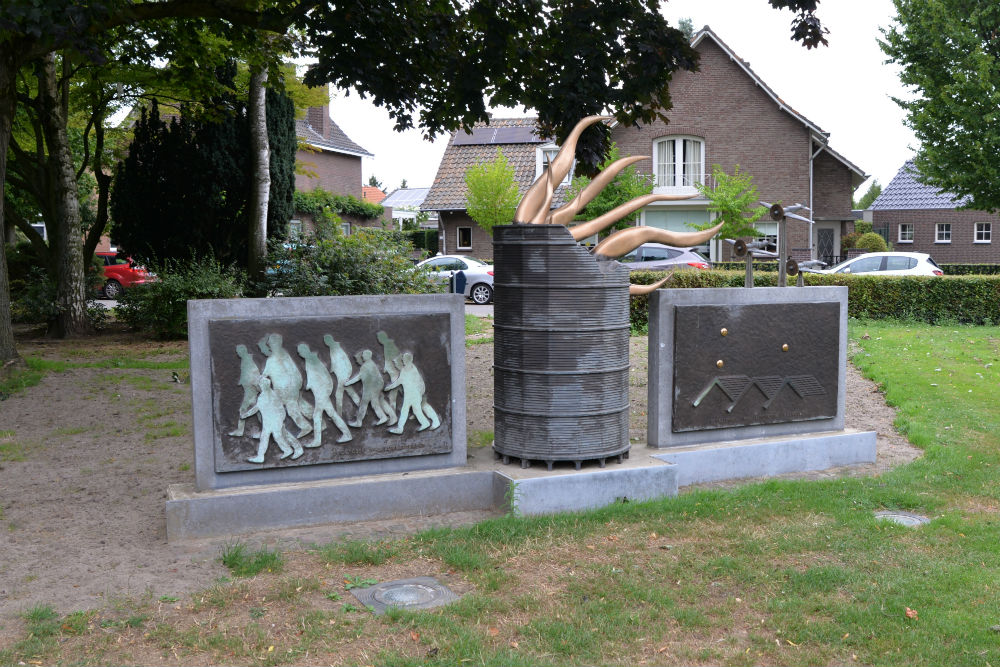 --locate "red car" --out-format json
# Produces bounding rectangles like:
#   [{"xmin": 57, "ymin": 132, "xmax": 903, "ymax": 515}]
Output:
[{"xmin": 96, "ymin": 251, "xmax": 153, "ymax": 299}]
